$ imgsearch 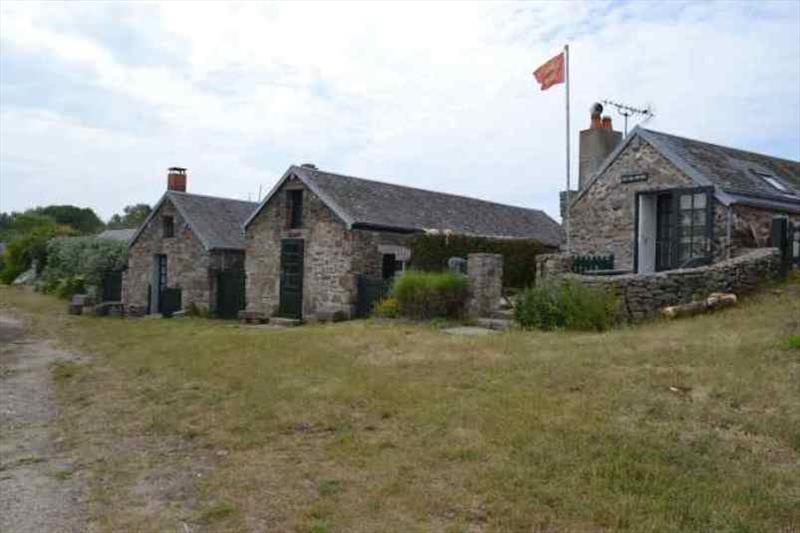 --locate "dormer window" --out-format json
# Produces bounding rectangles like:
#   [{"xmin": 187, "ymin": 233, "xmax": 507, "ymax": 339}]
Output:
[
  {"xmin": 288, "ymin": 189, "xmax": 303, "ymax": 229},
  {"xmin": 751, "ymin": 169, "xmax": 789, "ymax": 193},
  {"xmin": 163, "ymin": 216, "xmax": 174, "ymax": 238}
]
